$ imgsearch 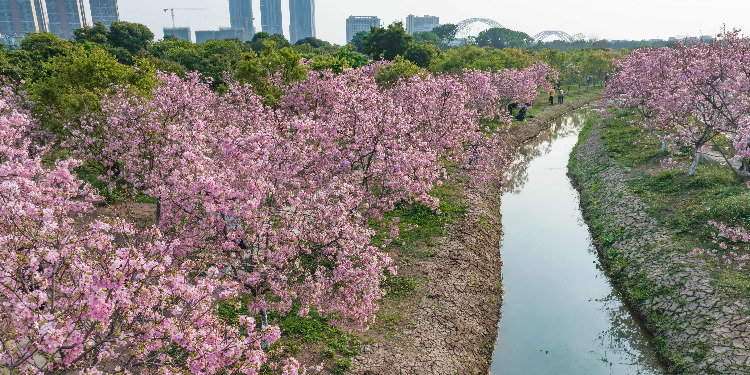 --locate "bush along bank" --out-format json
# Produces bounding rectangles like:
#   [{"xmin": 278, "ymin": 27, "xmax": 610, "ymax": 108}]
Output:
[{"xmin": 569, "ymin": 112, "xmax": 750, "ymax": 374}]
